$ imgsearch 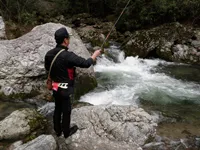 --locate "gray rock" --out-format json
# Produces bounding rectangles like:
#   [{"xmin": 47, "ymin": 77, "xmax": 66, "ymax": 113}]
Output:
[
  {"xmin": 191, "ymin": 40, "xmax": 200, "ymax": 48},
  {"xmin": 124, "ymin": 22, "xmax": 200, "ymax": 64},
  {"xmin": 180, "ymin": 138, "xmax": 189, "ymax": 149},
  {"xmin": 77, "ymin": 26, "xmax": 98, "ymax": 42},
  {"xmin": 37, "ymin": 102, "xmax": 55, "ymax": 117},
  {"xmin": 143, "ymin": 142, "xmax": 165, "ymax": 149},
  {"xmin": 0, "ymin": 23, "xmax": 96, "ymax": 96},
  {"xmin": 77, "ymin": 21, "xmax": 117, "ymax": 46},
  {"xmin": 0, "ymin": 16, "xmax": 6, "ymax": 39},
  {"xmin": 169, "ymin": 141, "xmax": 181, "ymax": 147},
  {"xmin": 64, "ymin": 105, "xmax": 157, "ymax": 150},
  {"xmin": 0, "ymin": 108, "xmax": 44, "ymax": 140},
  {"xmin": 9, "ymin": 141, "xmax": 23, "ymax": 150},
  {"xmin": 11, "ymin": 135, "xmax": 56, "ymax": 150},
  {"xmin": 196, "ymin": 138, "xmax": 200, "ymax": 147}
]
